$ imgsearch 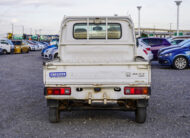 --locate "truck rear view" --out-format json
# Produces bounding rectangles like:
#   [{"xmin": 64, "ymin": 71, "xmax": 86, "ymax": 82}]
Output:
[{"xmin": 43, "ymin": 16, "xmax": 151, "ymax": 123}]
